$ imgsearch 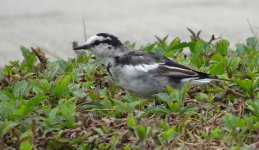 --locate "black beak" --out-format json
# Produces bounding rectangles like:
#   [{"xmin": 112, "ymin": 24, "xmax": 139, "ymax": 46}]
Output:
[{"xmin": 73, "ymin": 44, "xmax": 91, "ymax": 50}]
